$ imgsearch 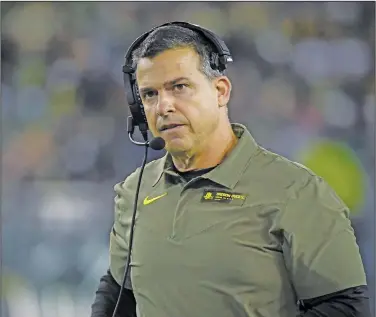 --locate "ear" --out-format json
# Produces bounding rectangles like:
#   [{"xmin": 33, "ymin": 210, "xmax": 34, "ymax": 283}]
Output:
[{"xmin": 215, "ymin": 76, "xmax": 232, "ymax": 107}]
